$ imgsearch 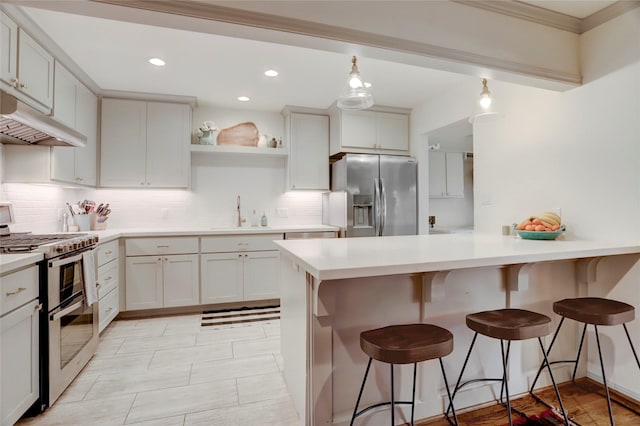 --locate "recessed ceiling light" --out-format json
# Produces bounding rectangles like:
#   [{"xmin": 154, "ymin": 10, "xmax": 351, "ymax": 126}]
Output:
[
  {"xmin": 264, "ymin": 69, "xmax": 279, "ymax": 77},
  {"xmin": 149, "ymin": 58, "xmax": 166, "ymax": 66},
  {"xmin": 237, "ymin": 96, "xmax": 250, "ymax": 102}
]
